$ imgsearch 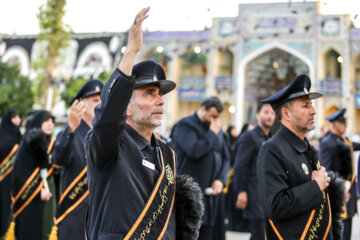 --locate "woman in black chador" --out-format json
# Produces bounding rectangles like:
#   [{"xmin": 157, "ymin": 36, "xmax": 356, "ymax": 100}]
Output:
[
  {"xmin": 0, "ymin": 109, "xmax": 21, "ymax": 237},
  {"xmin": 11, "ymin": 110, "xmax": 56, "ymax": 240}
]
